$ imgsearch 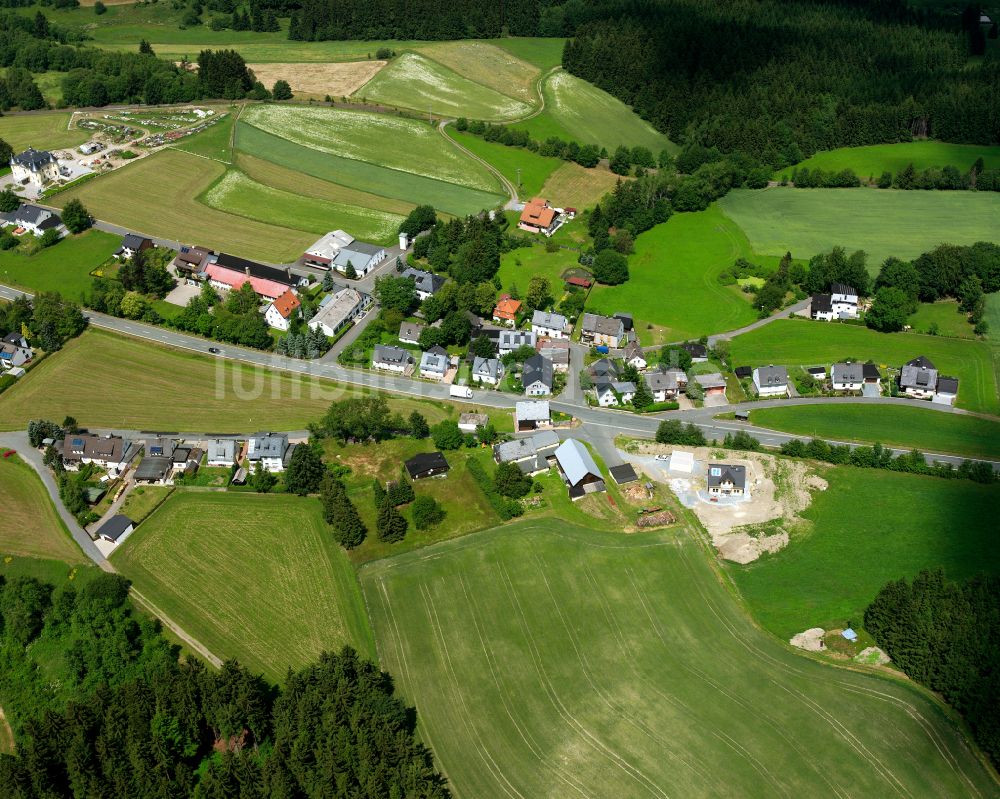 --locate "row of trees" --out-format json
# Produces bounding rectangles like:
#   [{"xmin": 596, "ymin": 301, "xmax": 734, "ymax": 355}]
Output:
[
  {"xmin": 166, "ymin": 281, "xmax": 274, "ymax": 349},
  {"xmin": 865, "ymin": 570, "xmax": 1000, "ymax": 767},
  {"xmin": 788, "ymin": 159, "xmax": 1000, "ymax": 193}
]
